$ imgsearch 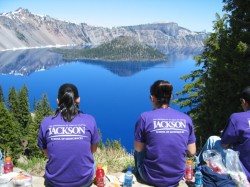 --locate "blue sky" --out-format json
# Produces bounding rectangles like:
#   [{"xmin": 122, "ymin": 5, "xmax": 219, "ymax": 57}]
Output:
[{"xmin": 0, "ymin": 0, "xmax": 224, "ymax": 32}]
